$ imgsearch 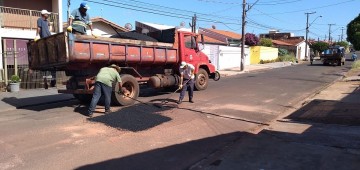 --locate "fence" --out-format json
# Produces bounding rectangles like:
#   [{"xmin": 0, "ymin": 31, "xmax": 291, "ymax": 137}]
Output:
[
  {"xmin": 0, "ymin": 6, "xmax": 59, "ymax": 33},
  {"xmin": 3, "ymin": 65, "xmax": 69, "ymax": 91}
]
